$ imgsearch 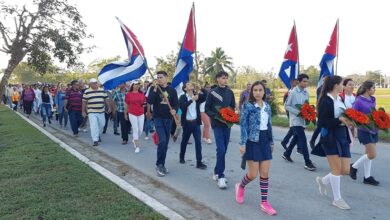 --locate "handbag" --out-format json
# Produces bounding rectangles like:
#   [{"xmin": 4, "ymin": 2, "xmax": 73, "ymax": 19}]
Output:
[{"xmin": 152, "ymin": 132, "xmax": 159, "ymax": 145}]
